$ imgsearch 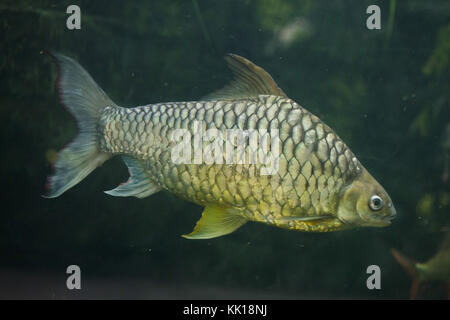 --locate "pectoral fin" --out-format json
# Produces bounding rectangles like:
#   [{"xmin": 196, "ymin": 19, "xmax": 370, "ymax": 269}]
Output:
[
  {"xmin": 182, "ymin": 205, "xmax": 247, "ymax": 239},
  {"xmin": 104, "ymin": 156, "xmax": 161, "ymax": 198},
  {"xmin": 278, "ymin": 215, "xmax": 333, "ymax": 222}
]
